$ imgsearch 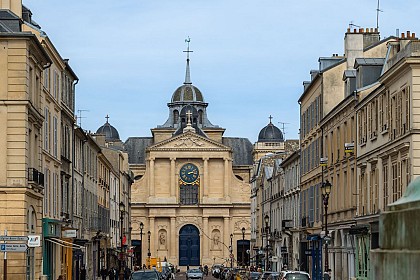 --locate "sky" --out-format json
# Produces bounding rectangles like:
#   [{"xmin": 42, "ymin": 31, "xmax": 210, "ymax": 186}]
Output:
[{"xmin": 23, "ymin": 0, "xmax": 420, "ymax": 143}]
